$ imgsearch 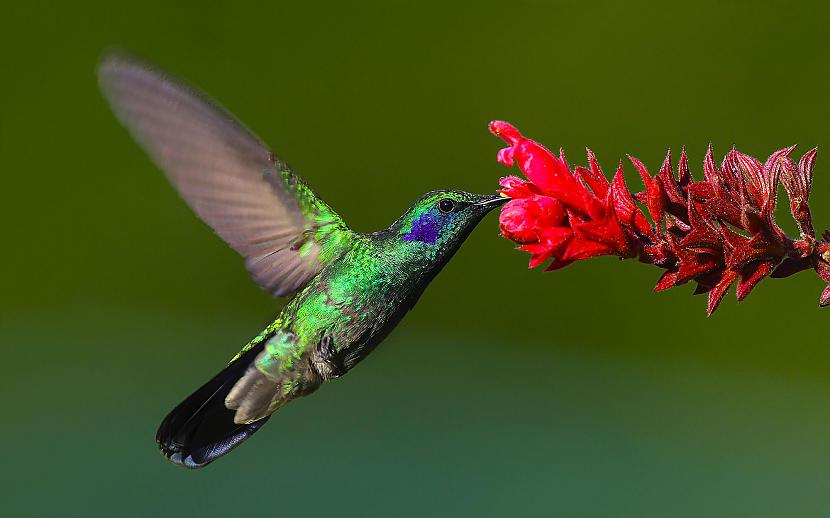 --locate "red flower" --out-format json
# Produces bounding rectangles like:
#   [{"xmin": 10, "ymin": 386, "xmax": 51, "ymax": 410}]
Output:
[
  {"xmin": 500, "ymin": 195, "xmax": 566, "ymax": 244},
  {"xmin": 490, "ymin": 120, "xmax": 830, "ymax": 315}
]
